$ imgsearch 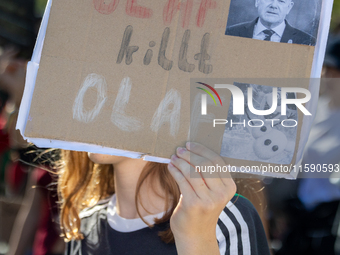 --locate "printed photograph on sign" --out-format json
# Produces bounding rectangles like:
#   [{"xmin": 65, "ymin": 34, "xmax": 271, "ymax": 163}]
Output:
[
  {"xmin": 225, "ymin": 0, "xmax": 321, "ymax": 46},
  {"xmin": 220, "ymin": 83, "xmax": 297, "ymax": 164}
]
